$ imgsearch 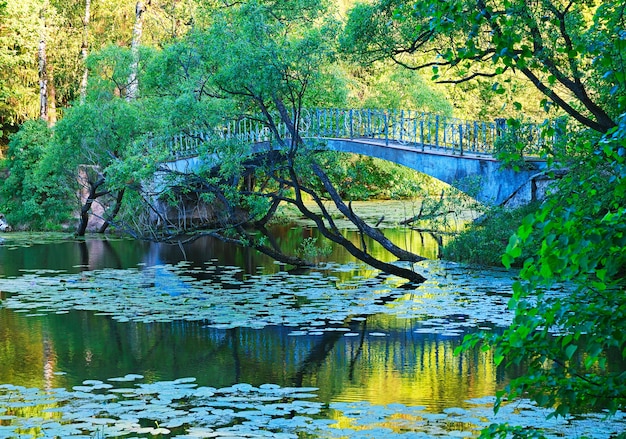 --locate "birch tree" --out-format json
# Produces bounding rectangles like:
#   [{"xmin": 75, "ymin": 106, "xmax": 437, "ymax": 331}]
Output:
[
  {"xmin": 0, "ymin": 0, "xmax": 41, "ymax": 148},
  {"xmin": 79, "ymin": 0, "xmax": 91, "ymax": 104},
  {"xmin": 126, "ymin": 0, "xmax": 147, "ymax": 100}
]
